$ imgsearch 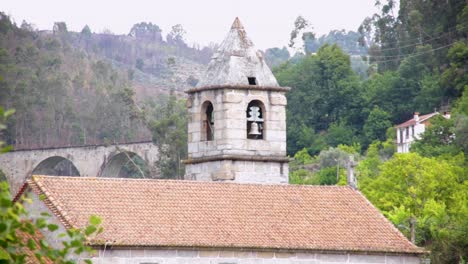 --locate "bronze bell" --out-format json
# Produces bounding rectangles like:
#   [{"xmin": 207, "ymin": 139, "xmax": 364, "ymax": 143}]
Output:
[{"xmin": 248, "ymin": 122, "xmax": 262, "ymax": 136}]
